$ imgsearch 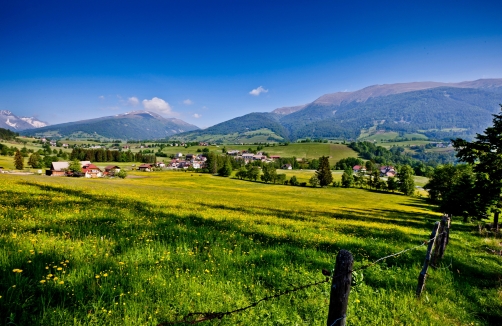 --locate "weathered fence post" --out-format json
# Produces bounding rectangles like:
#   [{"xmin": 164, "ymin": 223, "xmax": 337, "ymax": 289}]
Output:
[
  {"xmin": 431, "ymin": 214, "xmax": 450, "ymax": 267},
  {"xmin": 416, "ymin": 221, "xmax": 440, "ymax": 297},
  {"xmin": 438, "ymin": 215, "xmax": 451, "ymax": 260},
  {"xmin": 327, "ymin": 250, "xmax": 353, "ymax": 326}
]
